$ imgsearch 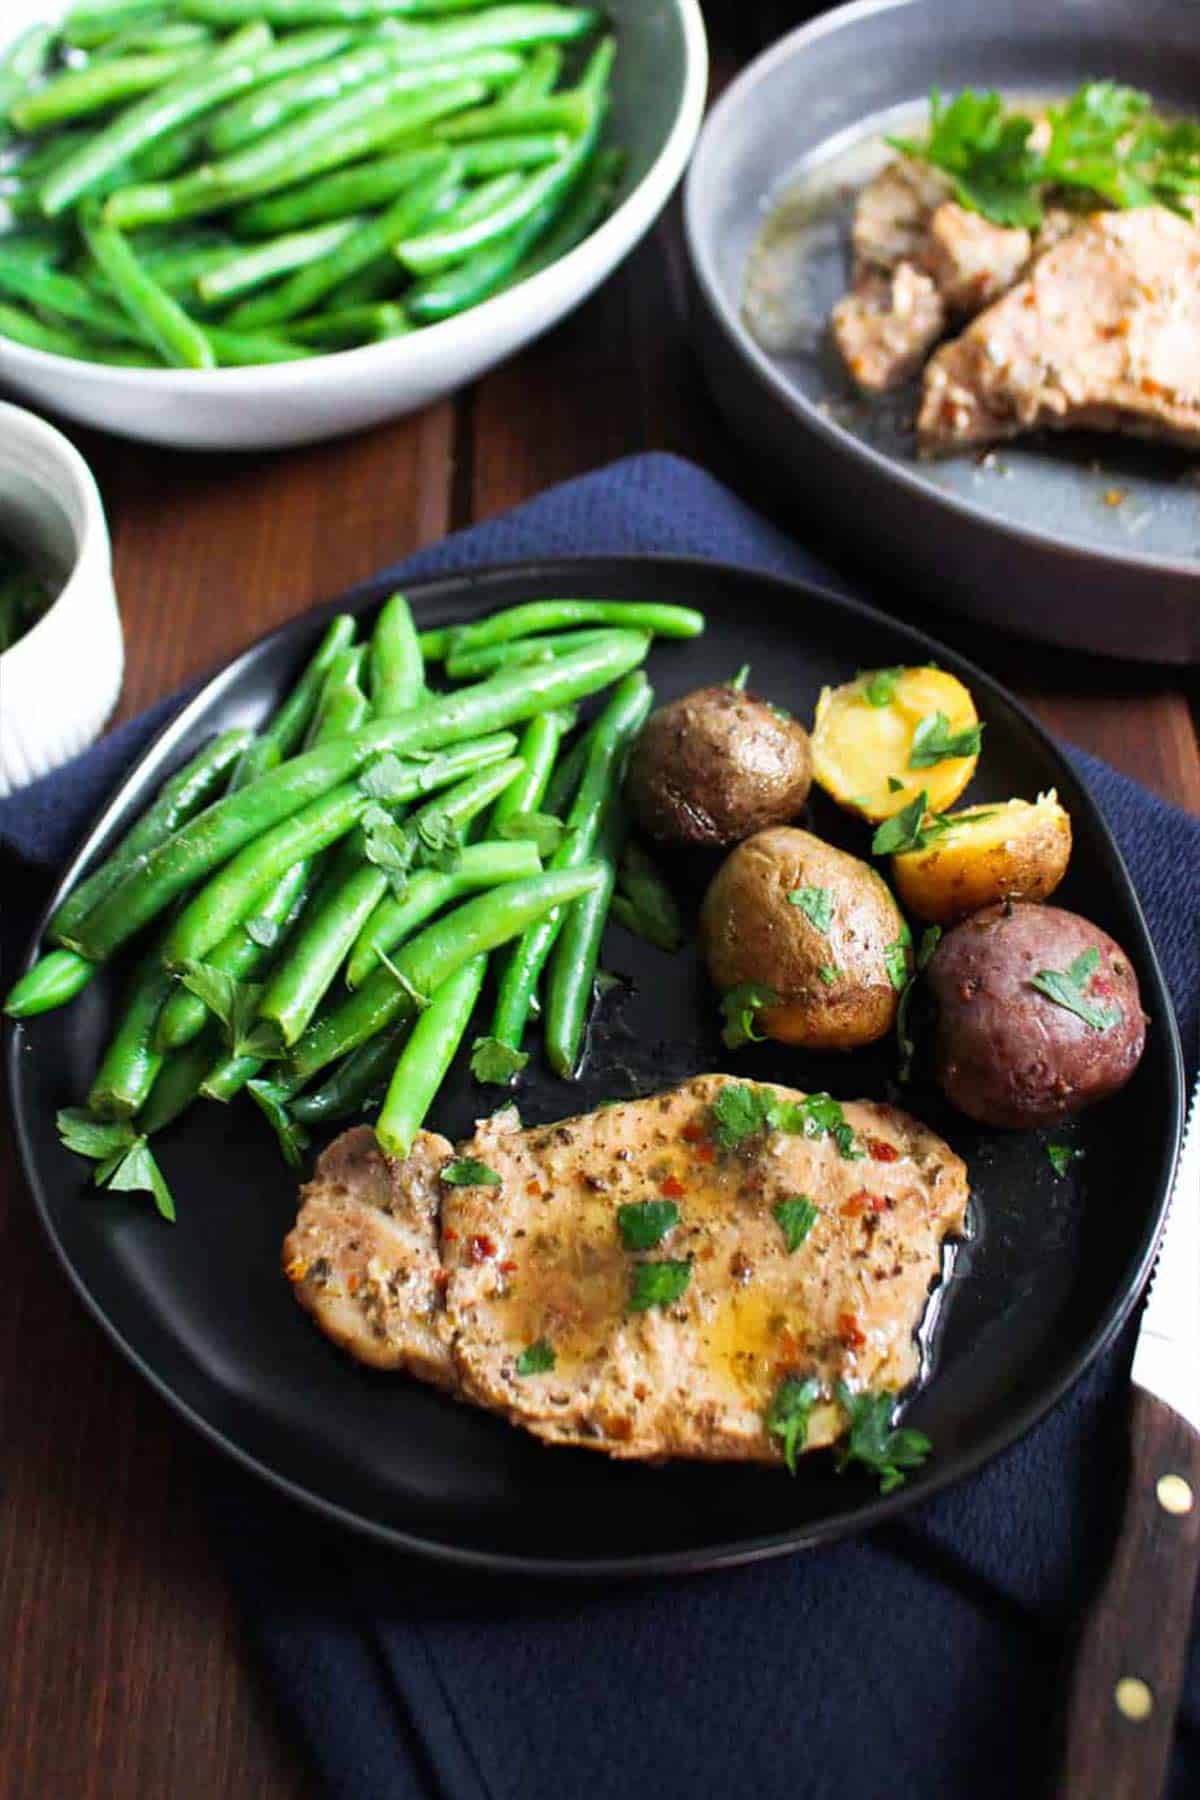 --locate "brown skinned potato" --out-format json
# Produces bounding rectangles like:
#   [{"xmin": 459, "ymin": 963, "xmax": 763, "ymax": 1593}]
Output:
[
  {"xmin": 699, "ymin": 827, "xmax": 910, "ymax": 1050},
  {"xmin": 626, "ymin": 684, "xmax": 812, "ymax": 848},
  {"xmin": 891, "ymin": 792, "xmax": 1072, "ymax": 924},
  {"xmin": 926, "ymin": 902, "xmax": 1146, "ymax": 1128}
]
